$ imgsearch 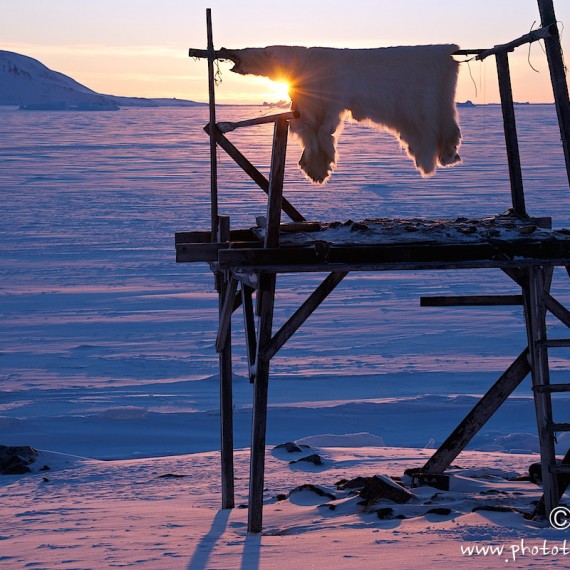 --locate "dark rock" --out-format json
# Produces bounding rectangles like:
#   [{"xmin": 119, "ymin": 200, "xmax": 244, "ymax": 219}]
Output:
[
  {"xmin": 425, "ymin": 507, "xmax": 452, "ymax": 516},
  {"xmin": 529, "ymin": 462, "xmax": 542, "ymax": 484},
  {"xmin": 289, "ymin": 454, "xmax": 323, "ymax": 466},
  {"xmin": 472, "ymin": 505, "xmax": 517, "ymax": 513},
  {"xmin": 274, "ymin": 442, "xmax": 303, "ymax": 453},
  {"xmin": 360, "ymin": 475, "xmax": 416, "ymax": 505},
  {"xmin": 0, "ymin": 445, "xmax": 37, "ymax": 475},
  {"xmin": 409, "ymin": 472, "xmax": 450, "ymax": 491},
  {"xmin": 376, "ymin": 507, "xmax": 394, "ymax": 520},
  {"xmin": 290, "ymin": 484, "xmax": 336, "ymax": 501},
  {"xmin": 336, "ymin": 476, "xmax": 370, "ymax": 490},
  {"xmin": 275, "ymin": 494, "xmax": 288, "ymax": 501},
  {"xmin": 158, "ymin": 473, "xmax": 186, "ymax": 479}
]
